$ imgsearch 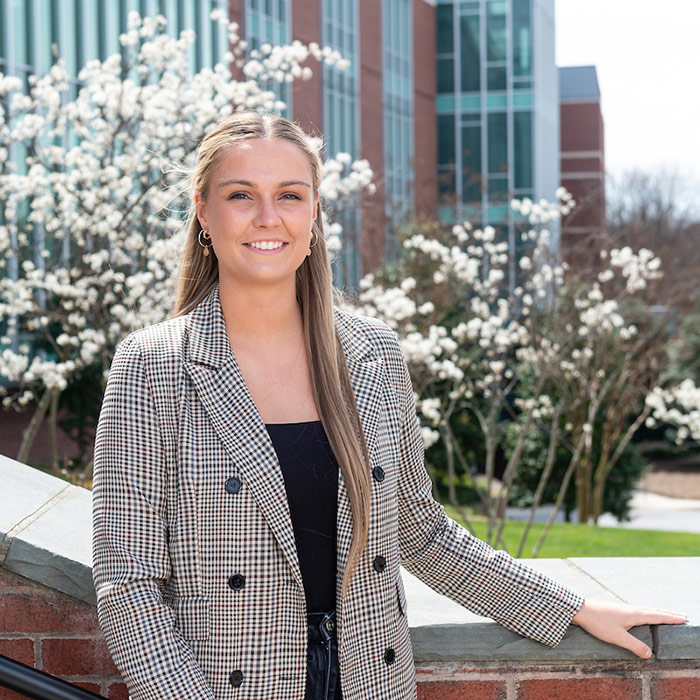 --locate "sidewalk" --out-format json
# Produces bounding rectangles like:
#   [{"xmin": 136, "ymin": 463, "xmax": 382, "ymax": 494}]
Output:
[{"xmin": 506, "ymin": 489, "xmax": 700, "ymax": 534}]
